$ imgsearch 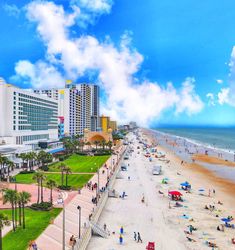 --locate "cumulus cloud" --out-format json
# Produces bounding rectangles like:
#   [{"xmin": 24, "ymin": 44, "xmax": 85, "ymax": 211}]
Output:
[
  {"xmin": 11, "ymin": 60, "xmax": 64, "ymax": 89},
  {"xmin": 72, "ymin": 0, "xmax": 113, "ymax": 13},
  {"xmin": 217, "ymin": 47, "xmax": 235, "ymax": 107},
  {"xmin": 3, "ymin": 4, "xmax": 21, "ymax": 17},
  {"xmin": 11, "ymin": 0, "xmax": 204, "ymax": 126}
]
